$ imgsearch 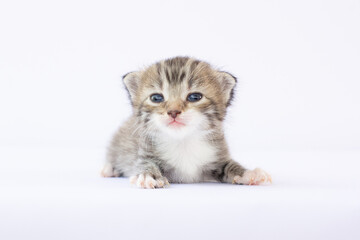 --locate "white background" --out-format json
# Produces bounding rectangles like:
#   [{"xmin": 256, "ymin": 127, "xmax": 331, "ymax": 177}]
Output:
[{"xmin": 0, "ymin": 0, "xmax": 359, "ymax": 240}]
